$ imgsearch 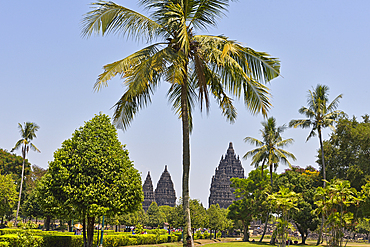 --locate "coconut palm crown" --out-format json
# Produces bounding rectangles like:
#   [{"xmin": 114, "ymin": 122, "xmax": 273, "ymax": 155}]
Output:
[
  {"xmin": 244, "ymin": 117, "xmax": 296, "ymax": 187},
  {"xmin": 289, "ymin": 84, "xmax": 343, "ymax": 187},
  {"xmin": 82, "ymin": 1, "xmax": 280, "ymax": 245}
]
